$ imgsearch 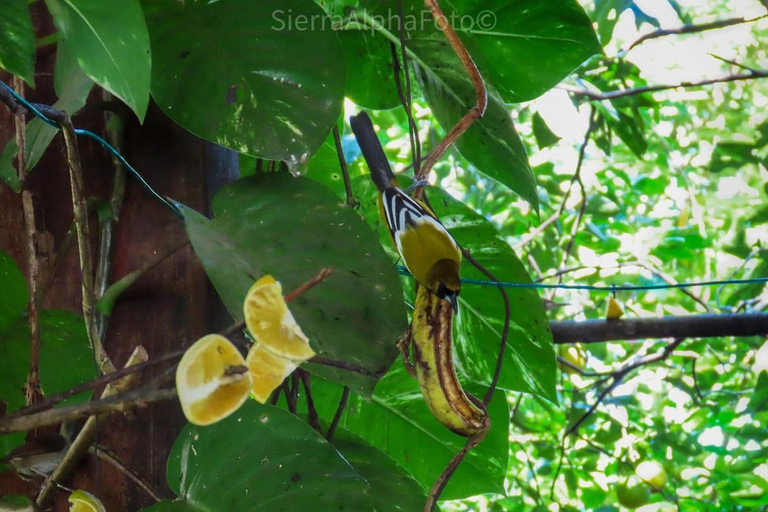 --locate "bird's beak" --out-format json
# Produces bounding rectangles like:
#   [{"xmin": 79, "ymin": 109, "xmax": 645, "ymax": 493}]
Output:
[{"xmin": 449, "ymin": 293, "xmax": 459, "ymax": 314}]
